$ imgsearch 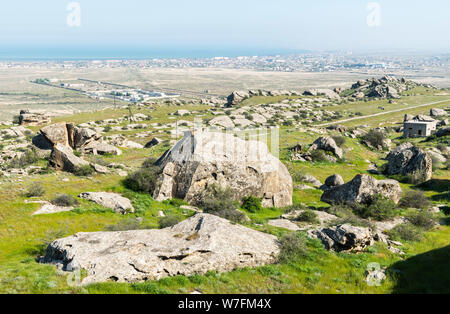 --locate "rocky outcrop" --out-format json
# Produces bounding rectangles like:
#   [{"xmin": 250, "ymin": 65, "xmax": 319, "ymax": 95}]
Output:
[
  {"xmin": 385, "ymin": 143, "xmax": 432, "ymax": 181},
  {"xmin": 307, "ymin": 224, "xmax": 374, "ymax": 252},
  {"xmin": 303, "ymin": 89, "xmax": 340, "ymax": 99},
  {"xmin": 208, "ymin": 116, "xmax": 235, "ymax": 129},
  {"xmin": 153, "ymin": 131, "xmax": 293, "ymax": 208},
  {"xmin": 41, "ymin": 213, "xmax": 279, "ymax": 284},
  {"xmin": 430, "ymin": 108, "xmax": 447, "ymax": 117},
  {"xmin": 226, "ymin": 91, "xmax": 250, "ymax": 106},
  {"xmin": 40, "ymin": 122, "xmax": 70, "ymax": 146},
  {"xmin": 321, "ymin": 174, "xmax": 402, "ymax": 205},
  {"xmin": 308, "ymin": 137, "xmax": 343, "ymax": 159},
  {"xmin": 19, "ymin": 110, "xmax": 51, "ymax": 126},
  {"xmin": 145, "ymin": 137, "xmax": 163, "ymax": 148},
  {"xmin": 436, "ymin": 127, "xmax": 450, "ymax": 137},
  {"xmin": 78, "ymin": 192, "xmax": 134, "ymax": 214},
  {"xmin": 321, "ymin": 174, "xmax": 344, "ymax": 190},
  {"xmin": 49, "ymin": 143, "xmax": 90, "ymax": 173}
]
